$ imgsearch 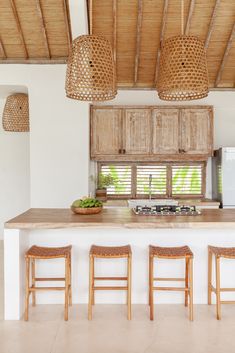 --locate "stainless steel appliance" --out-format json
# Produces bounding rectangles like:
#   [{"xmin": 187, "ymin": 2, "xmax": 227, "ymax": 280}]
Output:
[
  {"xmin": 133, "ymin": 205, "xmax": 201, "ymax": 216},
  {"xmin": 212, "ymin": 148, "xmax": 235, "ymax": 208}
]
